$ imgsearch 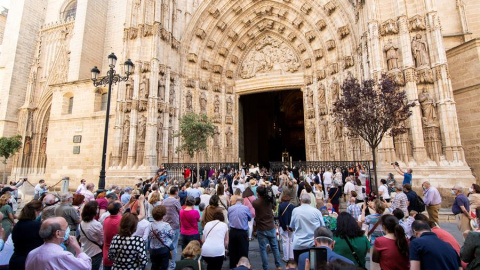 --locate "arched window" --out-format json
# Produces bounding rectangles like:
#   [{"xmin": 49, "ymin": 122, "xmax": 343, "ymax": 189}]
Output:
[
  {"xmin": 62, "ymin": 1, "xmax": 77, "ymax": 21},
  {"xmin": 68, "ymin": 97, "xmax": 74, "ymax": 114},
  {"xmin": 100, "ymin": 93, "xmax": 108, "ymax": 111}
]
